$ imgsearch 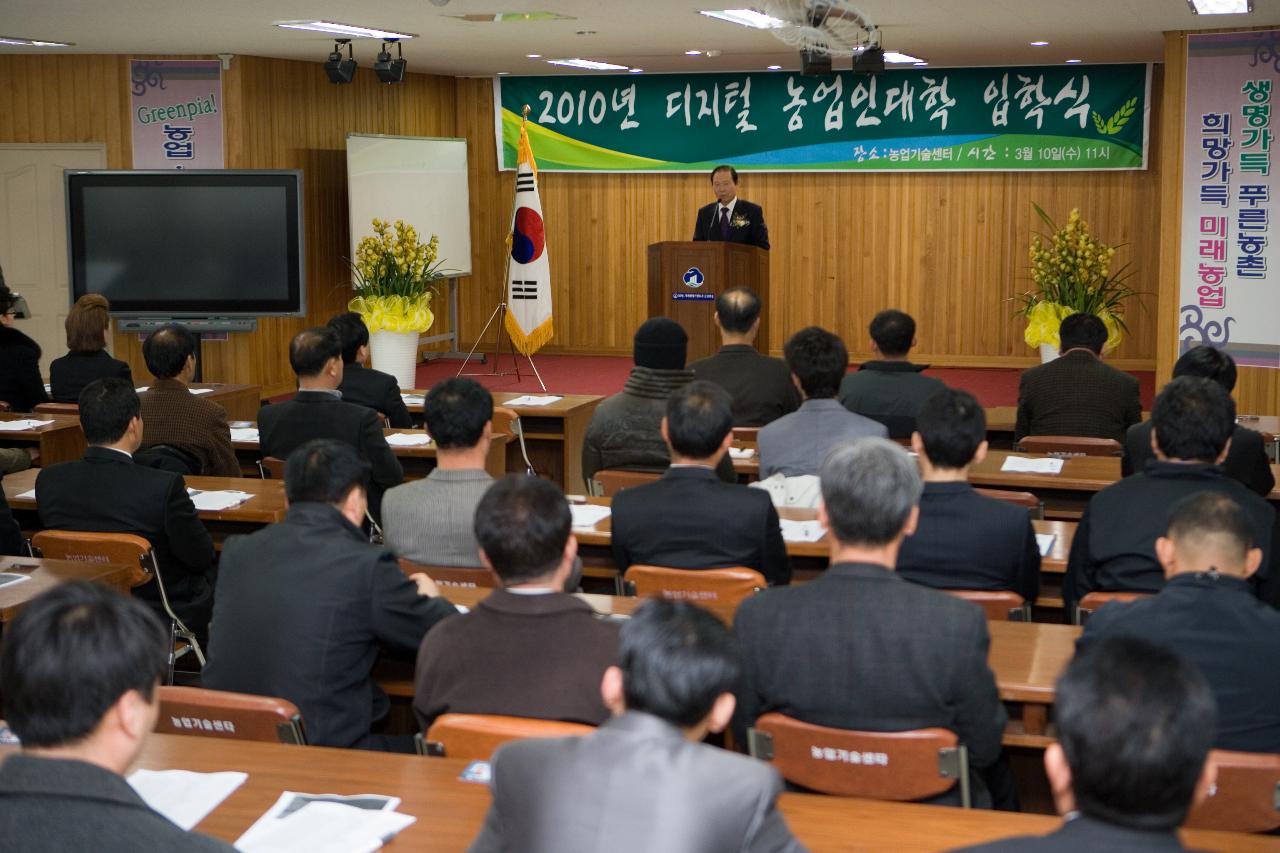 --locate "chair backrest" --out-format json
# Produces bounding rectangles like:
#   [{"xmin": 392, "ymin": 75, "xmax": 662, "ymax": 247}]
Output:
[
  {"xmin": 420, "ymin": 713, "xmax": 593, "ymax": 759},
  {"xmin": 732, "ymin": 426, "xmax": 761, "ymax": 444},
  {"xmin": 31, "ymin": 530, "xmax": 154, "ymax": 588},
  {"xmin": 592, "ymin": 468, "xmax": 661, "ymax": 497},
  {"xmin": 33, "ymin": 402, "xmax": 79, "ymax": 415},
  {"xmin": 398, "ymin": 558, "xmax": 498, "ymax": 589},
  {"xmin": 155, "ymin": 686, "xmax": 306, "ymax": 744},
  {"xmin": 973, "ymin": 487, "xmax": 1044, "ymax": 519},
  {"xmin": 491, "ymin": 405, "xmax": 519, "ymax": 436},
  {"xmin": 1185, "ymin": 749, "xmax": 1280, "ymax": 833},
  {"xmin": 258, "ymin": 456, "xmax": 285, "ymax": 479},
  {"xmin": 748, "ymin": 713, "xmax": 970, "ymax": 806},
  {"xmin": 944, "ymin": 589, "xmax": 1030, "ymax": 621},
  {"xmin": 624, "ymin": 564, "xmax": 766, "ymax": 624},
  {"xmin": 1074, "ymin": 590, "xmax": 1152, "ymax": 625},
  {"xmin": 1016, "ymin": 436, "xmax": 1123, "ymax": 457}
]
